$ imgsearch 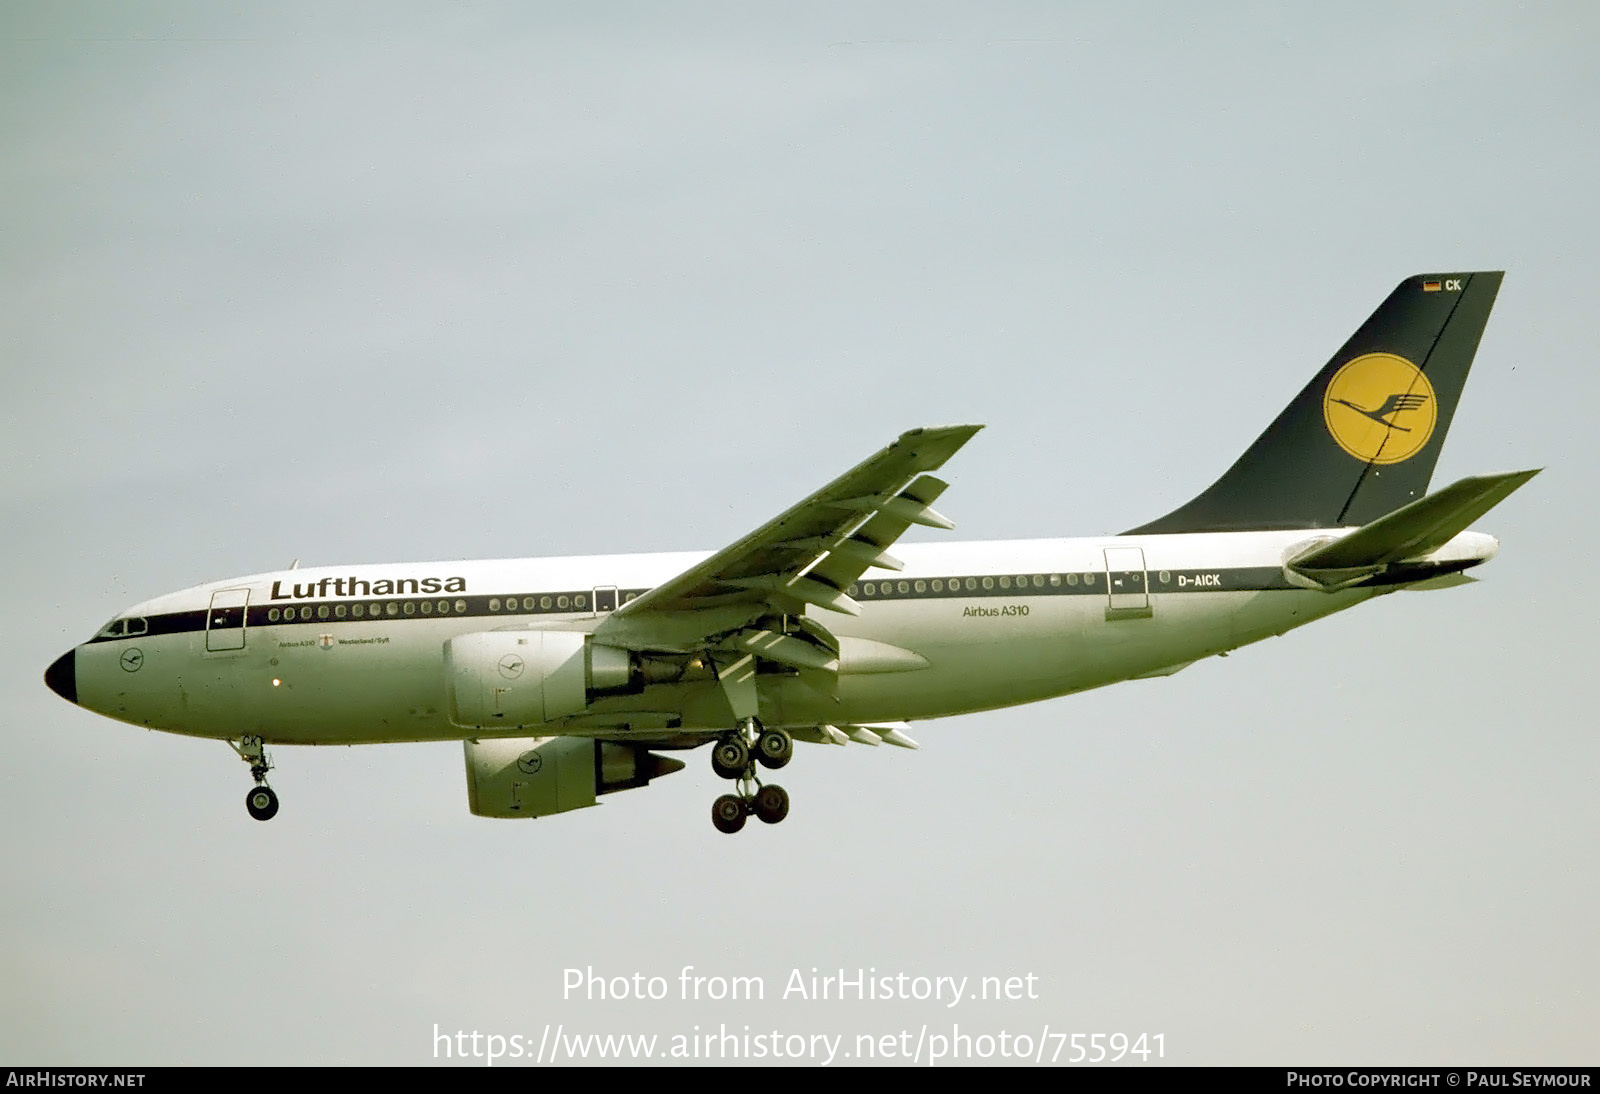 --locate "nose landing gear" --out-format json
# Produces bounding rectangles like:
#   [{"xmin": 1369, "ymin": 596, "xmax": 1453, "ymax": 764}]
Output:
[
  {"xmin": 230, "ymin": 736, "xmax": 279, "ymax": 822},
  {"xmin": 246, "ymin": 784, "xmax": 279, "ymax": 821}
]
